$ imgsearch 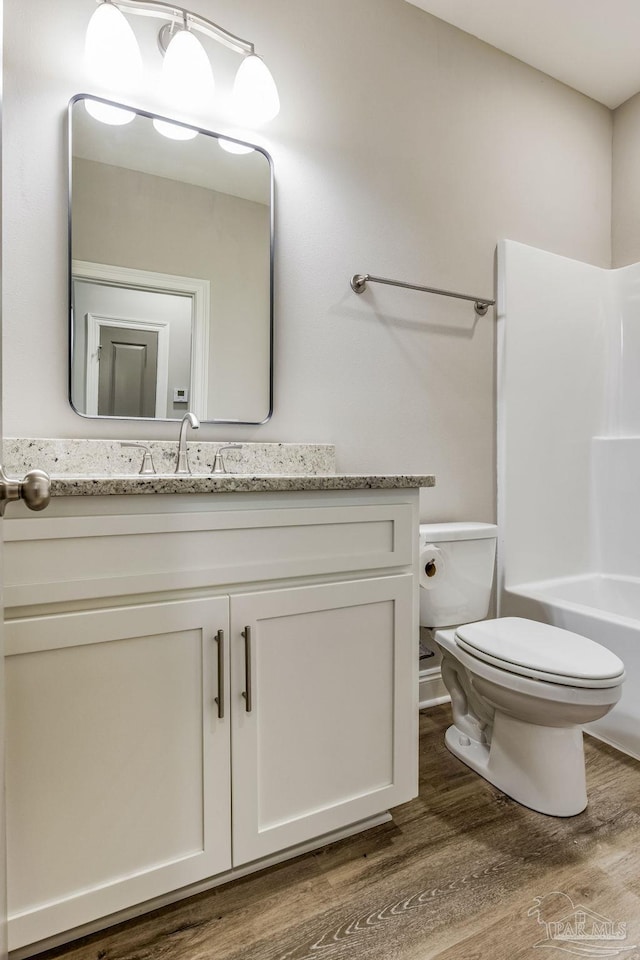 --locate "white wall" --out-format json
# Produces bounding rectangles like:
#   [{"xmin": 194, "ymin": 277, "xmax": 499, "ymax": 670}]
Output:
[
  {"xmin": 497, "ymin": 241, "xmax": 610, "ymax": 589},
  {"xmin": 611, "ymin": 262, "xmax": 640, "ymax": 435},
  {"xmin": 590, "ymin": 261, "xmax": 640, "ymax": 581},
  {"xmin": 3, "ymin": 0, "xmax": 613, "ymax": 520},
  {"xmin": 593, "ymin": 439, "xmax": 640, "ymax": 578}
]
